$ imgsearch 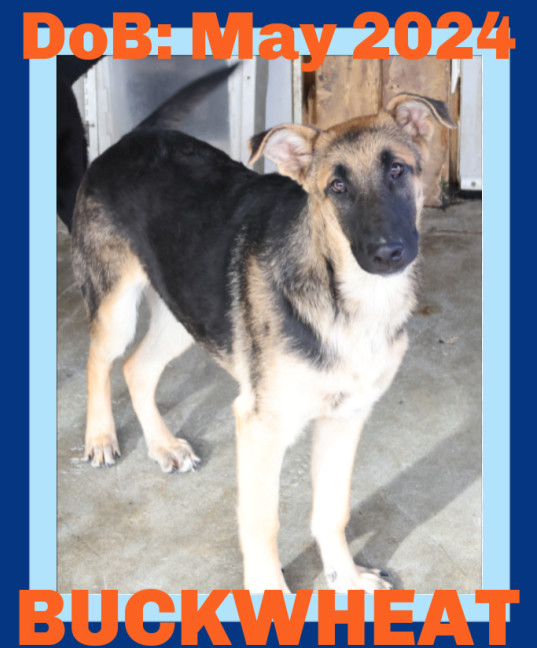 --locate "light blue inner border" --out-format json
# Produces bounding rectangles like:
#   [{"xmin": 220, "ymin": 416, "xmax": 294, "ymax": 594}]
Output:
[
  {"xmin": 30, "ymin": 26, "xmax": 510, "ymax": 624},
  {"xmin": 29, "ymin": 59, "xmax": 58, "ymax": 591}
]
